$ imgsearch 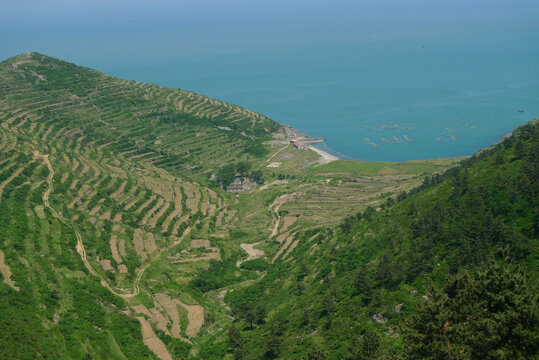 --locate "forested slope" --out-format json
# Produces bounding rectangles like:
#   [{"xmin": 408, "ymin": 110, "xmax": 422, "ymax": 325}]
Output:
[{"xmin": 225, "ymin": 120, "xmax": 538, "ymax": 359}]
